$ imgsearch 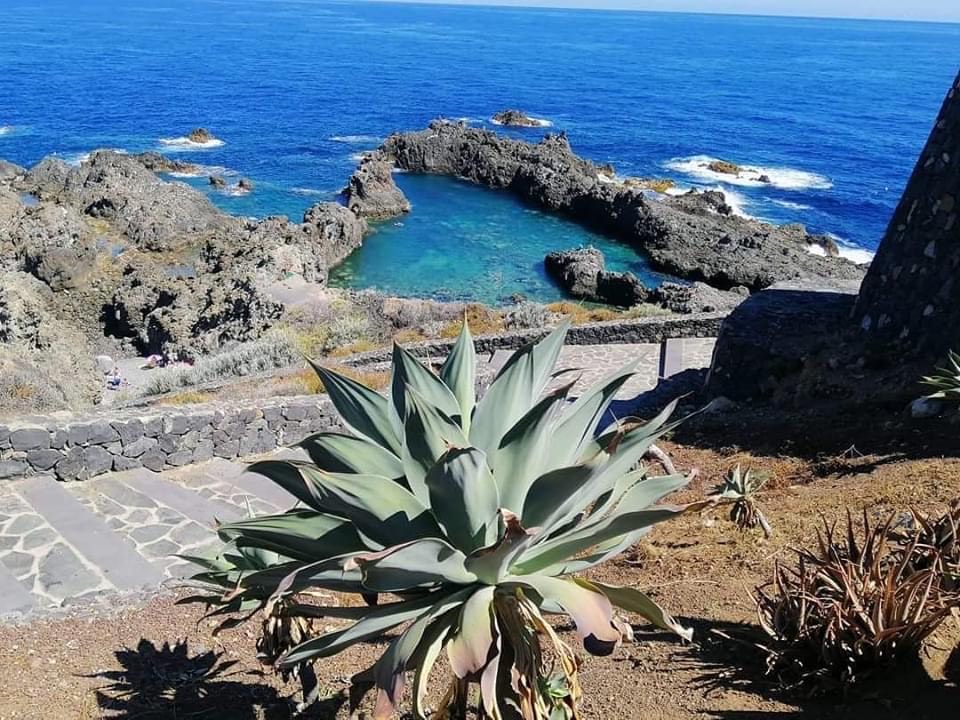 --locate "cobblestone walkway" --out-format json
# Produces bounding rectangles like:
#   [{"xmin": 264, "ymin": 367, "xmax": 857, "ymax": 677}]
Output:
[{"xmin": 0, "ymin": 338, "xmax": 716, "ymax": 620}]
